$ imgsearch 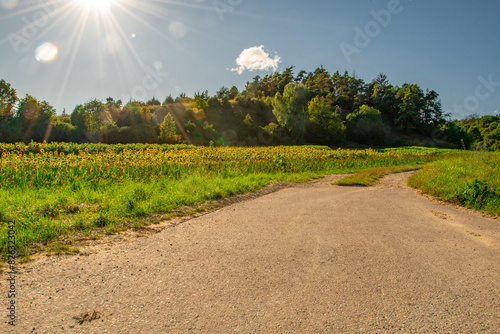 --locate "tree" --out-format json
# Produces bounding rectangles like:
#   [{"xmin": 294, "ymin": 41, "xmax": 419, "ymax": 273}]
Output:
[
  {"xmin": 106, "ymin": 97, "xmax": 122, "ymax": 122},
  {"xmin": 0, "ymin": 79, "xmax": 18, "ymax": 117},
  {"xmin": 71, "ymin": 99, "xmax": 112, "ymax": 142},
  {"xmin": 159, "ymin": 113, "xmax": 181, "ymax": 143},
  {"xmin": 50, "ymin": 117, "xmax": 79, "ymax": 142},
  {"xmin": 306, "ymin": 96, "xmax": 345, "ymax": 145},
  {"xmin": 367, "ymin": 73, "xmax": 399, "ymax": 123},
  {"xmin": 146, "ymin": 96, "xmax": 161, "ymax": 106},
  {"xmin": 396, "ymin": 84, "xmax": 424, "ymax": 131},
  {"xmin": 273, "ymin": 66, "xmax": 295, "ymax": 96},
  {"xmin": 118, "ymin": 101, "xmax": 154, "ymax": 127},
  {"xmin": 194, "ymin": 90, "xmax": 209, "ymax": 100},
  {"xmin": 304, "ymin": 66, "xmax": 334, "ymax": 98},
  {"xmin": 216, "ymin": 86, "xmax": 230, "ymax": 100},
  {"xmin": 228, "ymin": 86, "xmax": 239, "ymax": 100},
  {"xmin": 346, "ymin": 105, "xmax": 388, "ymax": 145},
  {"xmin": 272, "ymin": 83, "xmax": 310, "ymax": 143},
  {"xmin": 16, "ymin": 95, "xmax": 56, "ymax": 142},
  {"xmin": 244, "ymin": 76, "xmax": 263, "ymax": 99},
  {"xmin": 163, "ymin": 95, "xmax": 174, "ymax": 105},
  {"xmin": 332, "ymin": 71, "xmax": 367, "ymax": 119},
  {"xmin": 421, "ymin": 89, "xmax": 444, "ymax": 129},
  {"xmin": 457, "ymin": 115, "xmax": 500, "ymax": 150},
  {"xmin": 176, "ymin": 92, "xmax": 191, "ymax": 103}
]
